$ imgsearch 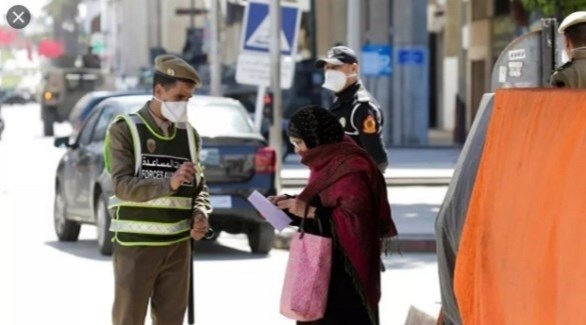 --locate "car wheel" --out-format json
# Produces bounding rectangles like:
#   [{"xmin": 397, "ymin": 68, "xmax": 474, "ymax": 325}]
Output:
[
  {"xmin": 54, "ymin": 185, "xmax": 80, "ymax": 241},
  {"xmin": 247, "ymin": 223, "xmax": 274, "ymax": 255},
  {"xmin": 96, "ymin": 192, "xmax": 113, "ymax": 255}
]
